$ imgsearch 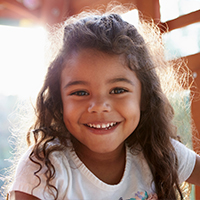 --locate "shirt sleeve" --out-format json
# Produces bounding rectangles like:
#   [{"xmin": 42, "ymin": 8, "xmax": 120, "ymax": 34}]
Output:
[
  {"xmin": 171, "ymin": 139, "xmax": 197, "ymax": 183},
  {"xmin": 9, "ymin": 147, "xmax": 70, "ymax": 200}
]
